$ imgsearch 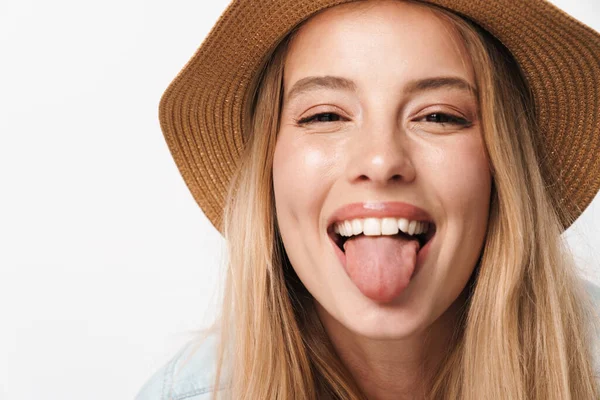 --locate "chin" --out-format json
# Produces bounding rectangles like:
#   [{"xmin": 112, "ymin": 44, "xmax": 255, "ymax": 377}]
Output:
[{"xmin": 318, "ymin": 292, "xmax": 436, "ymax": 340}]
